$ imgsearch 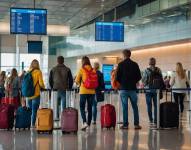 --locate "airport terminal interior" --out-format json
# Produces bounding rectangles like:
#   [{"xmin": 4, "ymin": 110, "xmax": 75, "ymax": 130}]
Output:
[{"xmin": 0, "ymin": 0, "xmax": 191, "ymax": 149}]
